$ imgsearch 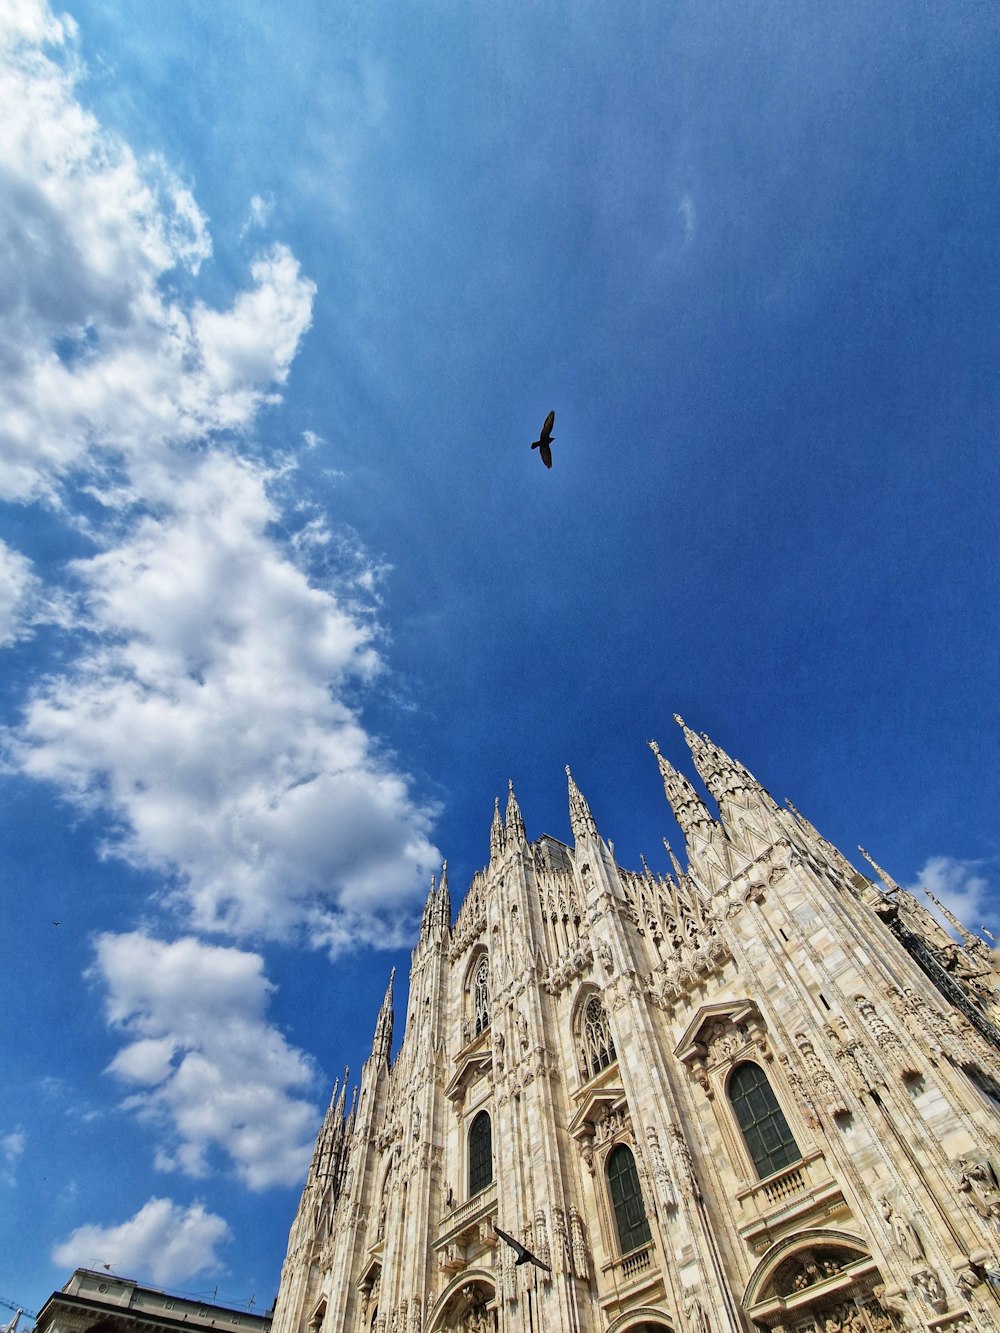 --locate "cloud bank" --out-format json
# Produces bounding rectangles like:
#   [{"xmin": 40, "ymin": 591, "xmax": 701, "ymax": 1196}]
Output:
[
  {"xmin": 52, "ymin": 1197, "xmax": 231, "ymax": 1285},
  {"xmin": 0, "ymin": 0, "xmax": 440, "ymax": 1205},
  {"xmin": 1, "ymin": 0, "xmax": 439, "ymax": 946},
  {"xmin": 97, "ymin": 932, "xmax": 319, "ymax": 1189}
]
